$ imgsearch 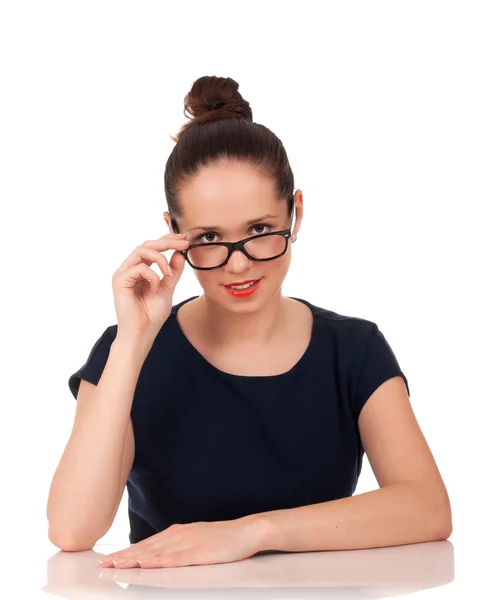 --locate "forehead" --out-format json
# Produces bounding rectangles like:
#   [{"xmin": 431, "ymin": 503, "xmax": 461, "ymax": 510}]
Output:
[{"xmin": 179, "ymin": 161, "xmax": 281, "ymax": 227}]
